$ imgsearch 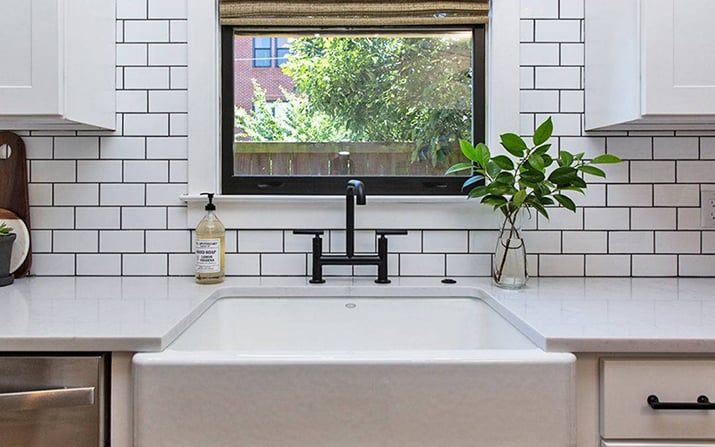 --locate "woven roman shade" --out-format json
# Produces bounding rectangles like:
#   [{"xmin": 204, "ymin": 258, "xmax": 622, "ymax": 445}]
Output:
[{"xmin": 219, "ymin": 1, "xmax": 490, "ymax": 26}]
